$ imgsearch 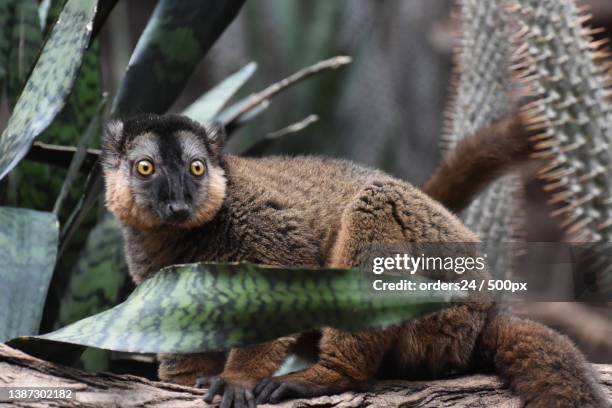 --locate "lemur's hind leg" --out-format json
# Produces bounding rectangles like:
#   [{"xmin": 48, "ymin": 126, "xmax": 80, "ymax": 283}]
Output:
[{"xmin": 255, "ymin": 180, "xmax": 480, "ymax": 404}]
